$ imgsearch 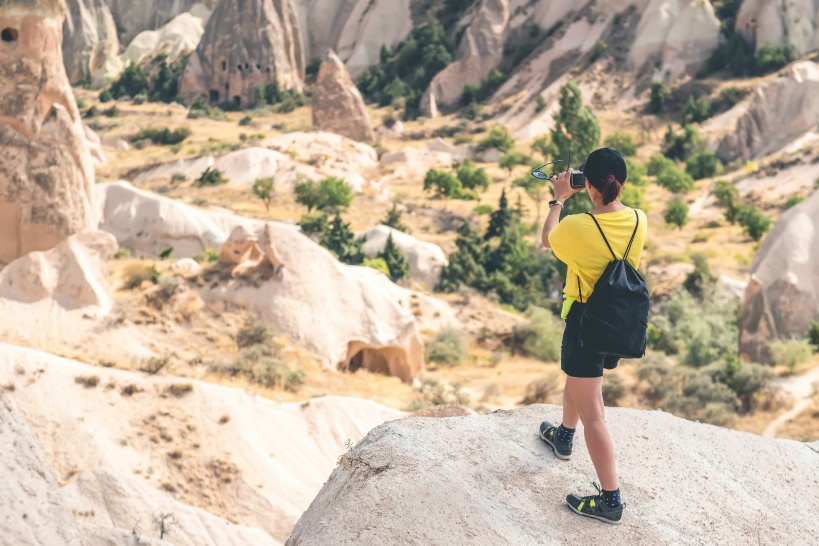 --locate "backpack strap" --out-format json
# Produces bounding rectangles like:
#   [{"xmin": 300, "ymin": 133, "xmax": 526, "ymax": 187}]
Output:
[
  {"xmin": 585, "ymin": 213, "xmax": 618, "ymax": 260},
  {"xmin": 623, "ymin": 209, "xmax": 640, "ymax": 260},
  {"xmin": 577, "ymin": 277, "xmax": 583, "ymax": 304}
]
